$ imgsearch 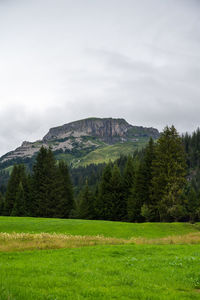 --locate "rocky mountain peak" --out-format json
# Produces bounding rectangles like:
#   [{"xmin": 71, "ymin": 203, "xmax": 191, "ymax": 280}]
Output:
[
  {"xmin": 0, "ymin": 117, "xmax": 160, "ymax": 165},
  {"xmin": 42, "ymin": 117, "xmax": 131, "ymax": 143}
]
